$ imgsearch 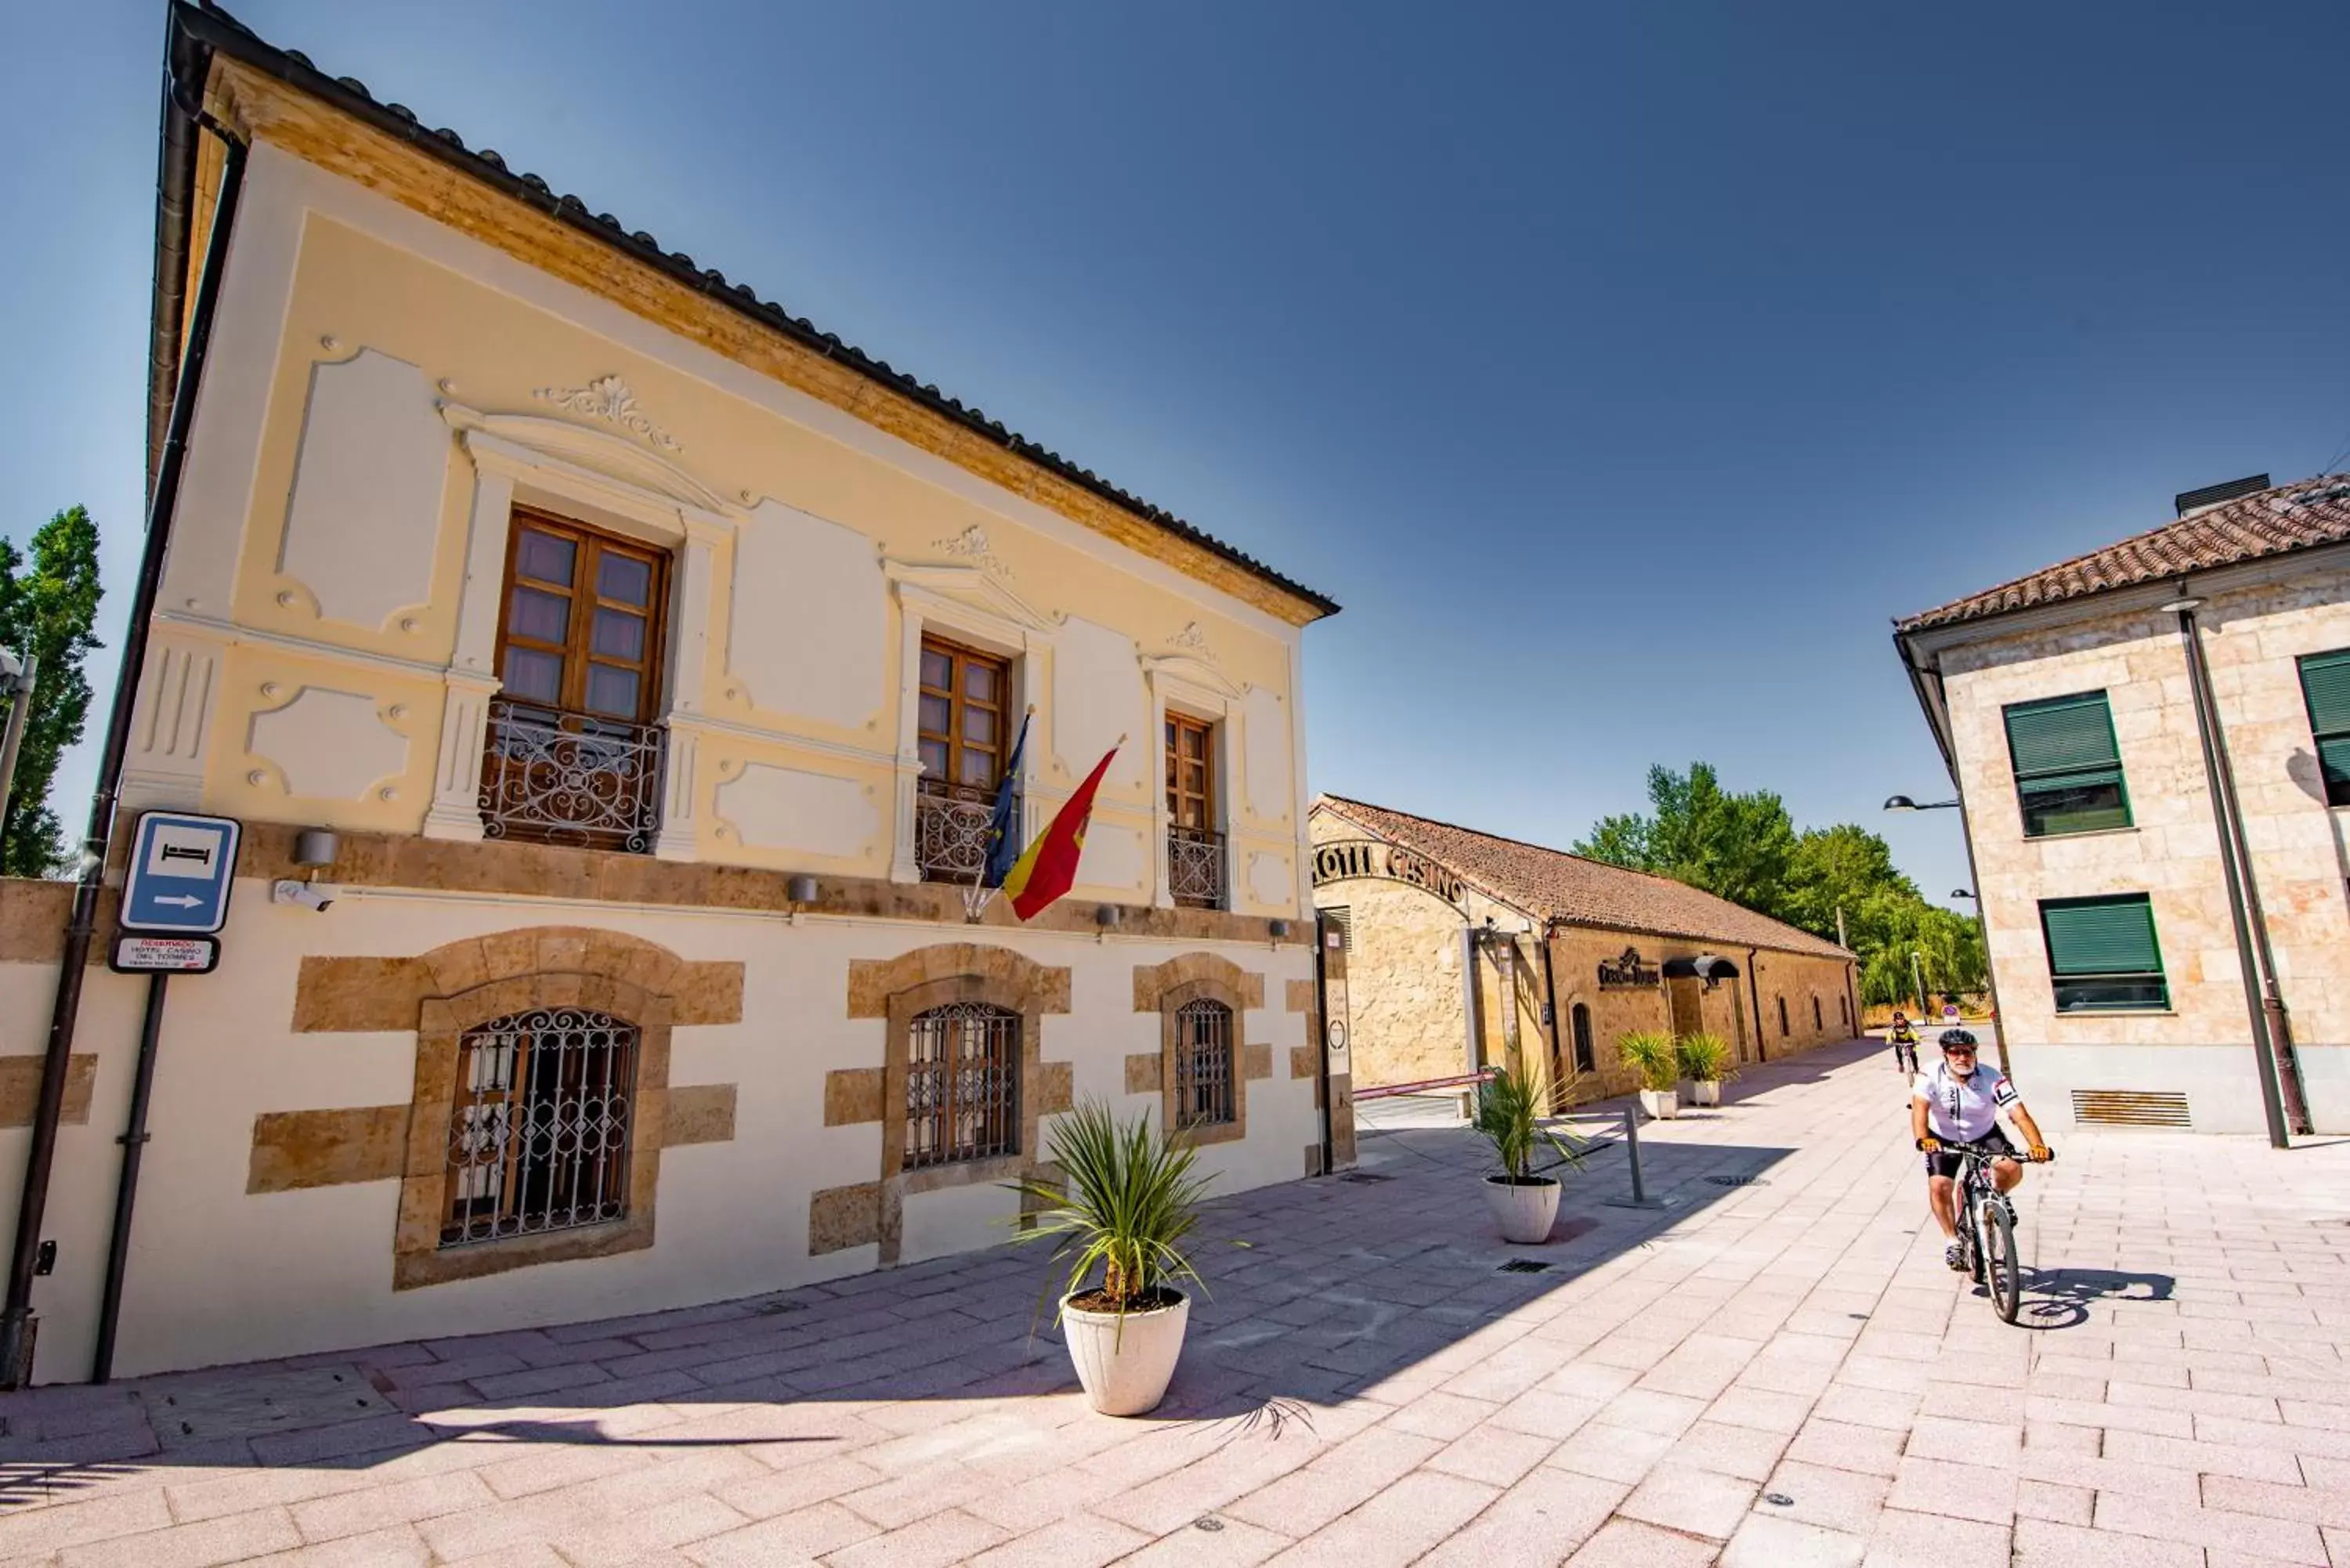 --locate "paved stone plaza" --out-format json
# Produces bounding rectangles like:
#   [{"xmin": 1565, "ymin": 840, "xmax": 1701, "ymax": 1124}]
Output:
[{"xmin": 2, "ymin": 1037, "xmax": 2348, "ymax": 1566}]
